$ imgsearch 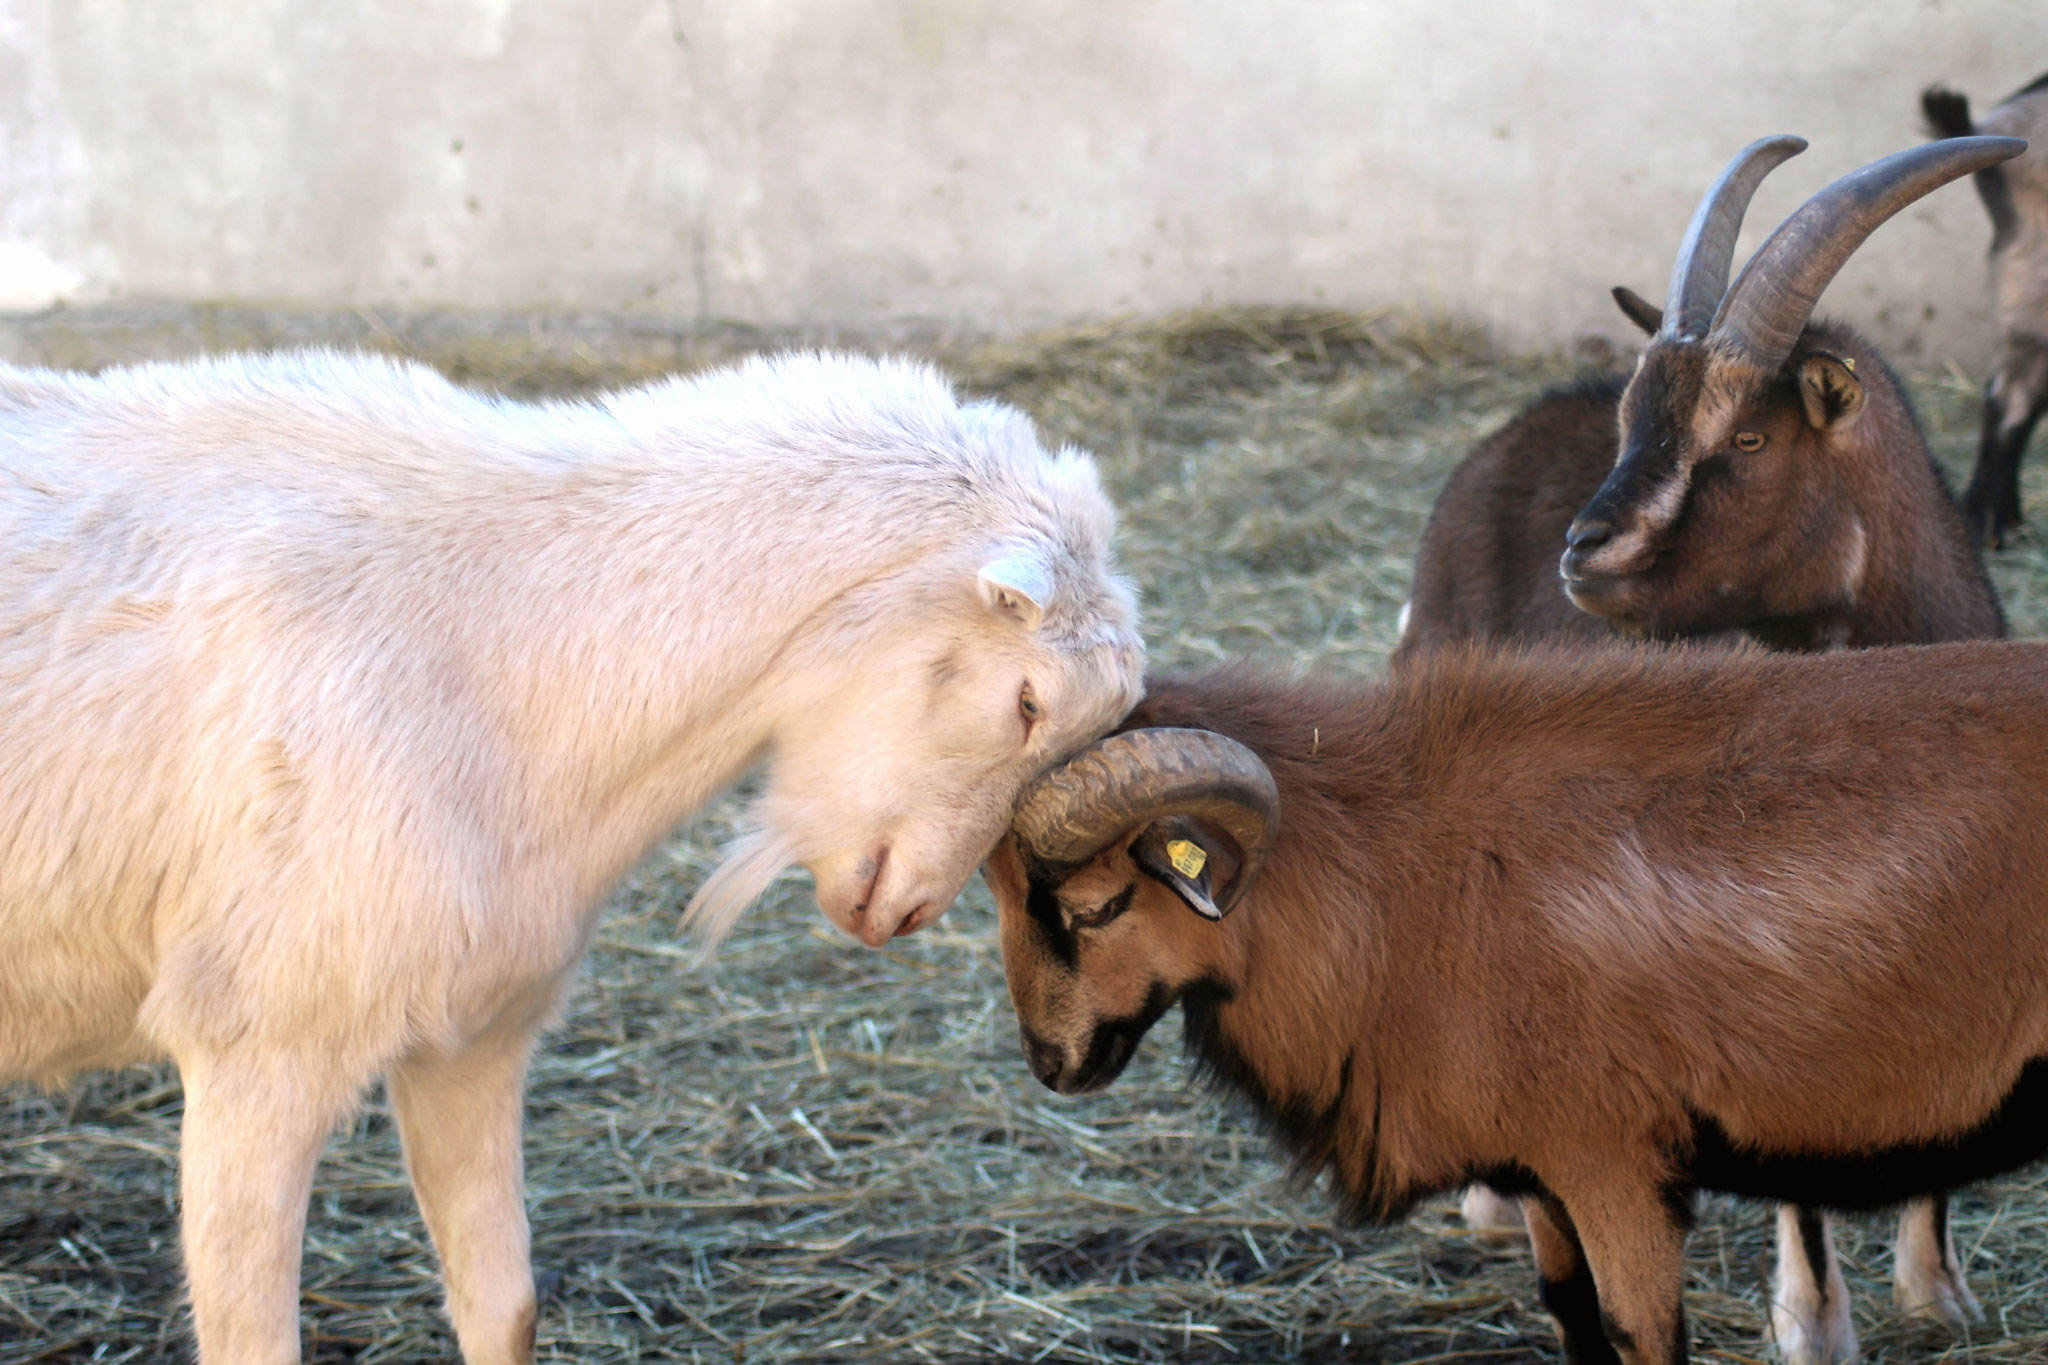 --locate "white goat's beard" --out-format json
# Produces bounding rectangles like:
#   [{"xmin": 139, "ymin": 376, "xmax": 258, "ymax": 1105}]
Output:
[{"xmin": 681, "ymin": 824, "xmax": 803, "ymax": 948}]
